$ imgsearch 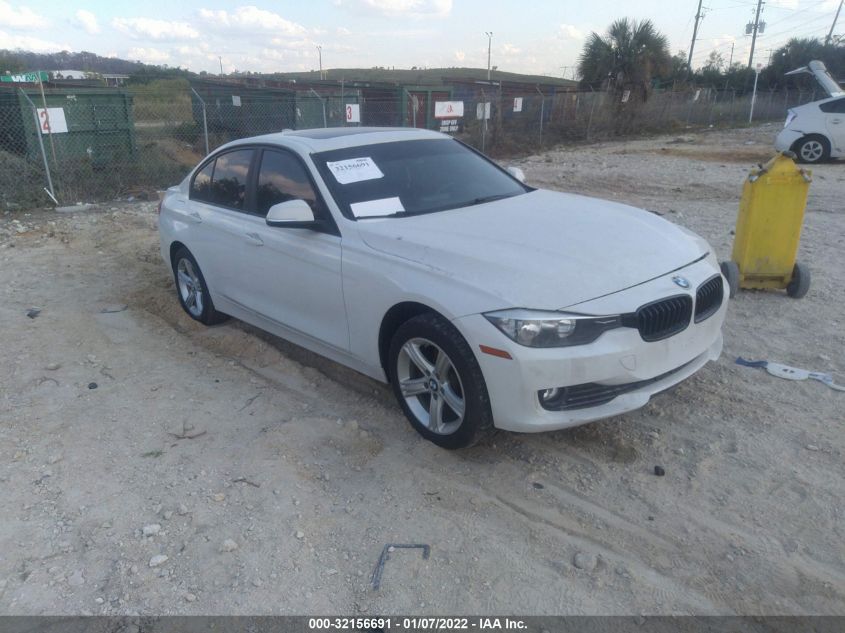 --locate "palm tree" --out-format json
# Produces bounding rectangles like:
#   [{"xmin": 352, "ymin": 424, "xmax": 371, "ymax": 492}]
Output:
[{"xmin": 578, "ymin": 18, "xmax": 671, "ymax": 99}]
